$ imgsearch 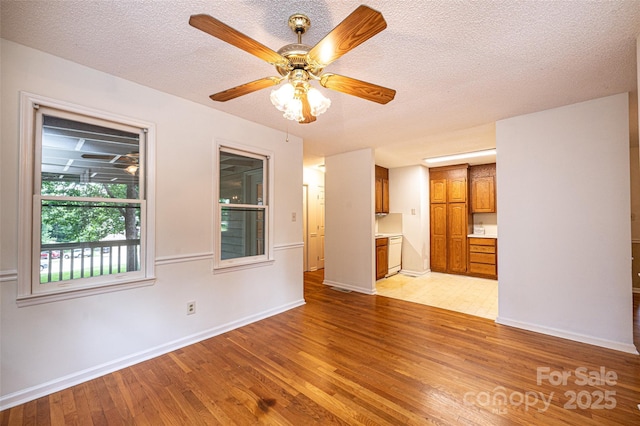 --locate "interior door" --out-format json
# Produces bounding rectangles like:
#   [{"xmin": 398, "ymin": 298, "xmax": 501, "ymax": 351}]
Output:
[
  {"xmin": 306, "ymin": 185, "xmax": 319, "ymax": 271},
  {"xmin": 317, "ymin": 187, "xmax": 325, "ymax": 269},
  {"xmin": 303, "ymin": 185, "xmax": 308, "ymax": 272}
]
